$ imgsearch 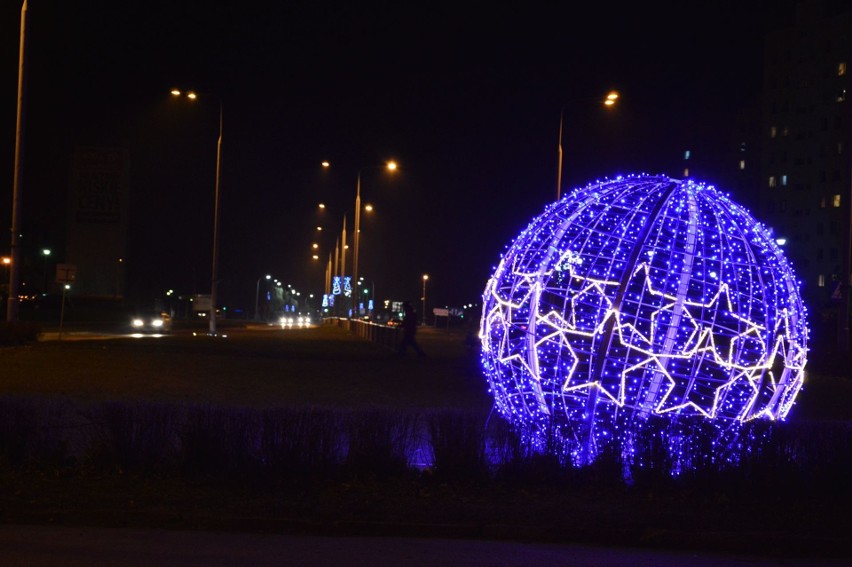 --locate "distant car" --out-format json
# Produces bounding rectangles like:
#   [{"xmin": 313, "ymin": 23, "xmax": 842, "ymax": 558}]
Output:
[
  {"xmin": 131, "ymin": 312, "xmax": 172, "ymax": 334},
  {"xmin": 386, "ymin": 318, "xmax": 402, "ymax": 328},
  {"xmin": 279, "ymin": 314, "xmax": 311, "ymax": 328}
]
